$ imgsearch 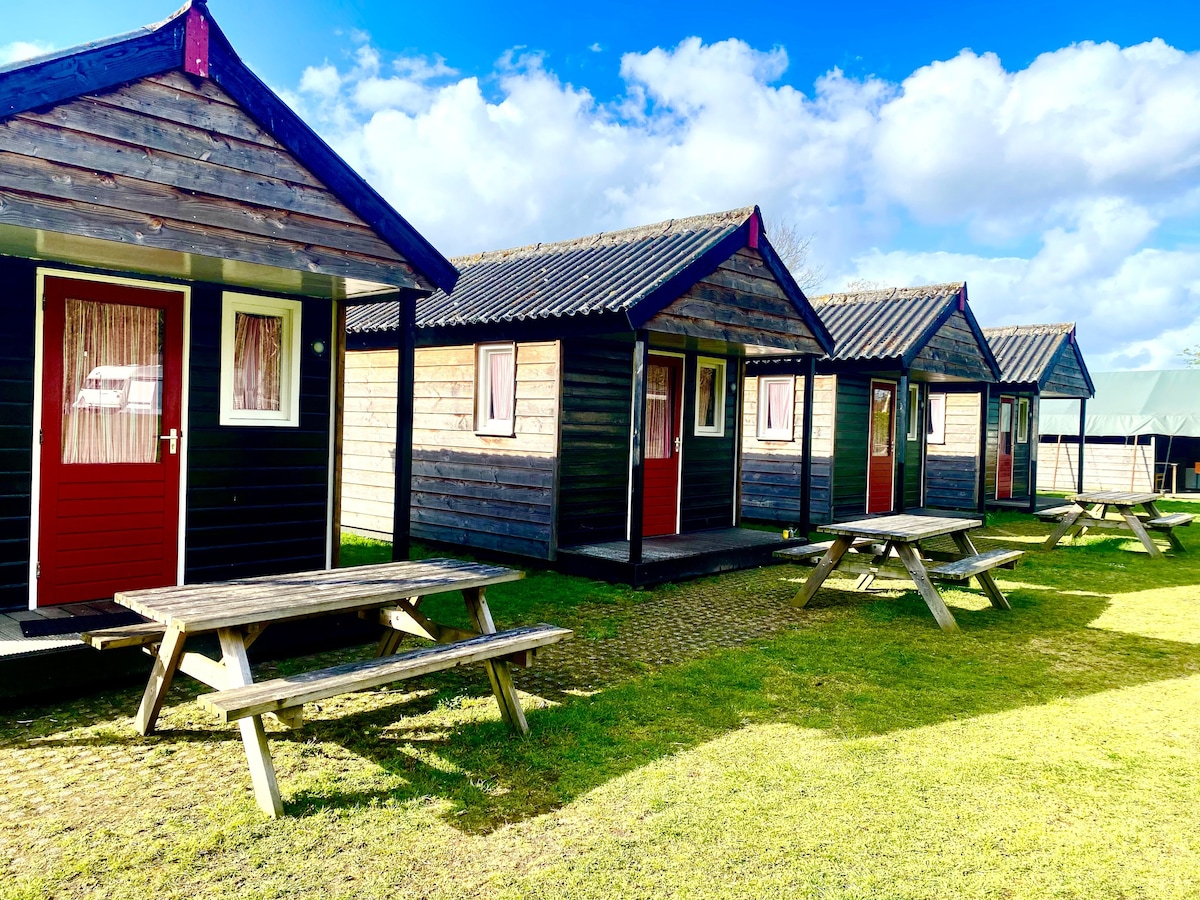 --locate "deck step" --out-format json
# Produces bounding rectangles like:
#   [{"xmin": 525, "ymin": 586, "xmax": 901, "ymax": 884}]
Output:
[
  {"xmin": 80, "ymin": 622, "xmax": 167, "ymax": 650},
  {"xmin": 198, "ymin": 624, "xmax": 573, "ymax": 723},
  {"xmin": 1035, "ymin": 504, "xmax": 1078, "ymax": 520},
  {"xmin": 1147, "ymin": 513, "xmax": 1194, "ymax": 528},
  {"xmin": 927, "ymin": 549, "xmax": 1024, "ymax": 580}
]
